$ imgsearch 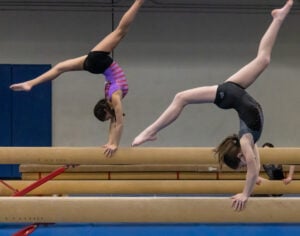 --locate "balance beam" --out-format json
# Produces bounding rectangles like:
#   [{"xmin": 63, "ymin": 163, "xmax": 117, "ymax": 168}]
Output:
[
  {"xmin": 19, "ymin": 164, "xmax": 226, "ymax": 172},
  {"xmin": 20, "ymin": 164, "xmax": 296, "ymax": 181},
  {"xmin": 0, "ymin": 147, "xmax": 300, "ymax": 164},
  {"xmin": 19, "ymin": 164, "xmax": 297, "ymax": 172},
  {"xmin": 1, "ymin": 180, "xmax": 299, "ymax": 196},
  {"xmin": 1, "ymin": 196, "xmax": 300, "ymax": 223},
  {"xmin": 17, "ymin": 163, "xmax": 267, "ymax": 180},
  {"xmin": 21, "ymin": 172, "xmax": 254, "ymax": 180}
]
